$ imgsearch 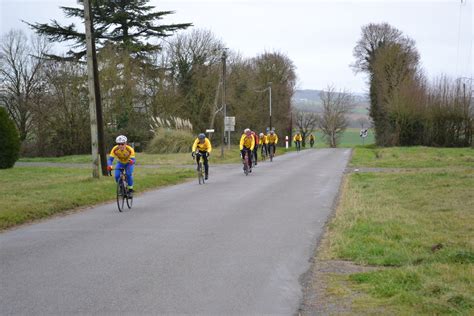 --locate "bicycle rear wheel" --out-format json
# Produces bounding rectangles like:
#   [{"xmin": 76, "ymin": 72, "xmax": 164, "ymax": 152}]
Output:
[{"xmin": 117, "ymin": 180, "xmax": 126, "ymax": 212}]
